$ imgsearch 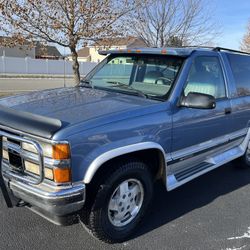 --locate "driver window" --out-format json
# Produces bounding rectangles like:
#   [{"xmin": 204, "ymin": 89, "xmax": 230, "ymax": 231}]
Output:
[{"xmin": 184, "ymin": 56, "xmax": 226, "ymax": 99}]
